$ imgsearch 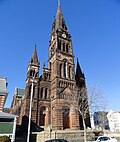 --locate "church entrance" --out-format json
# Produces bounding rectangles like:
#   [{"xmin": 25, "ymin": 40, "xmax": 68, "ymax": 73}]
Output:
[
  {"xmin": 40, "ymin": 106, "xmax": 46, "ymax": 126},
  {"xmin": 63, "ymin": 108, "xmax": 70, "ymax": 129}
]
